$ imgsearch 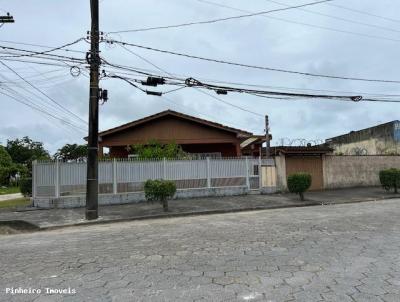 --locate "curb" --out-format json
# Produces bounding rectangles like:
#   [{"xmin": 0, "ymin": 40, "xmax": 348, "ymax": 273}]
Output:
[
  {"xmin": 34, "ymin": 201, "xmax": 323, "ymax": 231},
  {"xmin": 2, "ymin": 195, "xmax": 398, "ymax": 233}
]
